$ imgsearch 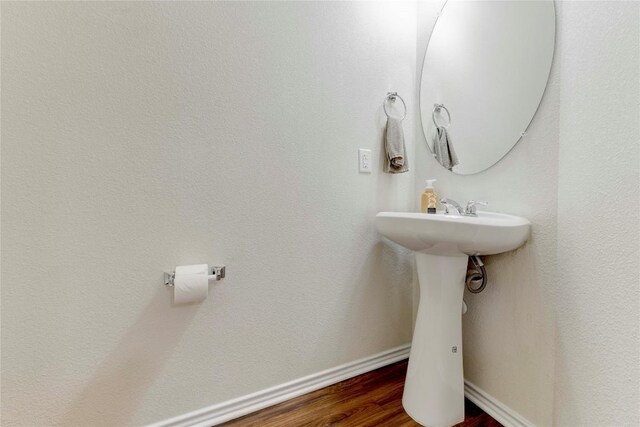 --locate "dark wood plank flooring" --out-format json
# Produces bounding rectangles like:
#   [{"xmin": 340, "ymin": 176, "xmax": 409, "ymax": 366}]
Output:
[{"xmin": 220, "ymin": 360, "xmax": 502, "ymax": 427}]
